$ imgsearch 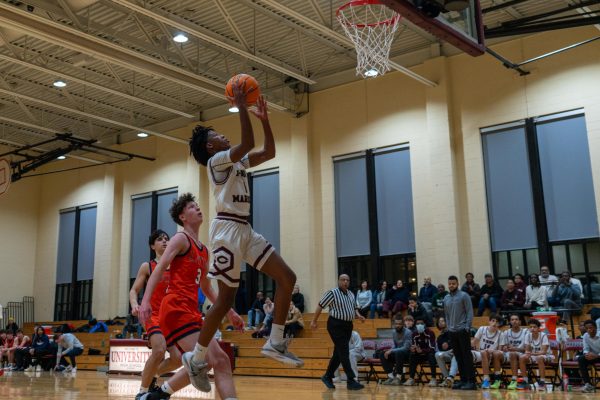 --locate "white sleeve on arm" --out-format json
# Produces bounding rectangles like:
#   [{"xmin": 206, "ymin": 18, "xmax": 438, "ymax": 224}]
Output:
[{"xmin": 209, "ymin": 150, "xmax": 235, "ymax": 184}]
